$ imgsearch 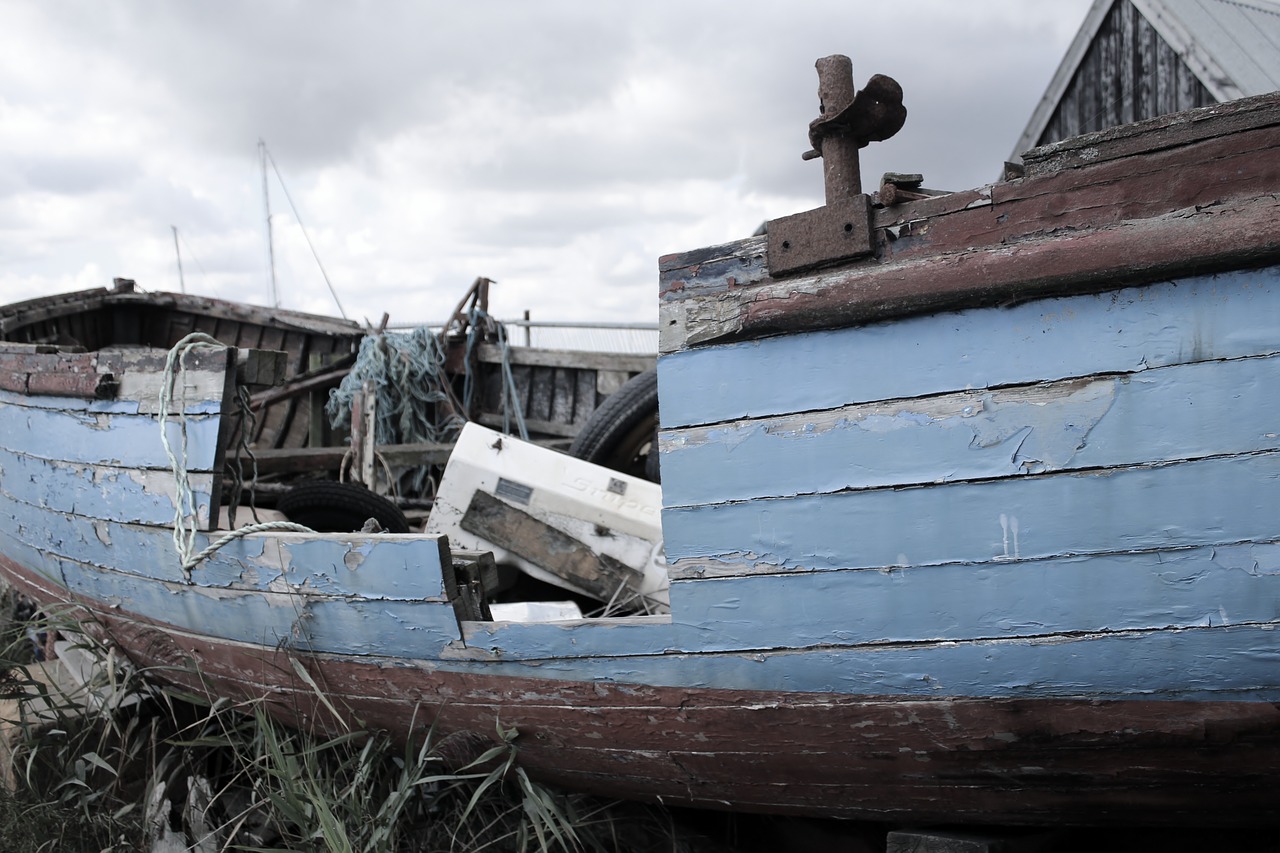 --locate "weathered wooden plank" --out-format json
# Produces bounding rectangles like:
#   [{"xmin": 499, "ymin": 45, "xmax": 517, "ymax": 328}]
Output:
[
  {"xmin": 993, "ymin": 121, "xmax": 1277, "ymax": 216},
  {"xmin": 9, "ymin": 500, "xmax": 1275, "ymax": 702},
  {"xmin": 32, "ymin": 606, "xmax": 1280, "ymax": 825},
  {"xmin": 572, "ymin": 369, "xmax": 597, "ymax": 424},
  {"xmin": 460, "ymin": 490, "xmax": 644, "ymax": 602},
  {"xmin": 237, "ymin": 442, "xmax": 454, "ymax": 474},
  {"xmin": 162, "ymin": 311, "xmax": 196, "ymax": 345},
  {"xmin": 482, "ymin": 362, "xmax": 529, "ymax": 423},
  {"xmin": 455, "ymin": 539, "xmax": 1280, "ymax": 660},
  {"xmin": 661, "ymin": 354, "xmax": 1280, "ymax": 507},
  {"xmin": 662, "ymin": 99, "xmax": 1279, "ymax": 316},
  {"xmin": 103, "ymin": 290, "xmax": 362, "ymax": 340},
  {"xmin": 0, "ymin": 447, "xmax": 214, "ymax": 526},
  {"xmin": 527, "ymin": 365, "xmax": 554, "ymax": 422},
  {"xmin": 1136, "ymin": 10, "xmax": 1157, "ymax": 120},
  {"xmin": 0, "ymin": 492, "xmax": 452, "ymax": 603},
  {"xmin": 247, "ymin": 362, "xmax": 351, "ymax": 409},
  {"xmin": 662, "ymin": 451, "xmax": 1280, "ymax": 574},
  {"xmin": 252, "ymin": 327, "xmax": 291, "ymax": 447},
  {"xmin": 0, "ymin": 394, "xmax": 224, "ymax": 469},
  {"xmin": 0, "ymin": 288, "xmax": 108, "ymax": 336},
  {"xmin": 659, "ymin": 266, "xmax": 1280, "ymax": 429},
  {"xmin": 530, "ymin": 754, "xmax": 1278, "ymax": 825},
  {"xmin": 526, "ymin": 731, "xmax": 1280, "ymax": 796},
  {"xmin": 234, "ymin": 348, "xmax": 288, "ymax": 387},
  {"xmin": 549, "ymin": 368, "xmax": 576, "ymax": 426},
  {"xmin": 1120, "ymin": 0, "xmax": 1137, "ymax": 124},
  {"xmin": 476, "ymin": 412, "xmax": 578, "ymax": 438},
  {"xmin": 458, "ymin": 623, "xmax": 1280, "ymax": 701},
  {"xmin": 1155, "ymin": 29, "xmax": 1179, "ymax": 115},
  {"xmin": 474, "ymin": 344, "xmax": 654, "ymax": 373},
  {"xmin": 660, "ymin": 192, "xmax": 1279, "ymax": 353},
  {"xmin": 657, "ymin": 96, "xmax": 1280, "ymax": 353},
  {"xmin": 0, "ymin": 347, "xmax": 233, "ymax": 518},
  {"xmin": 673, "ymin": 541, "xmax": 1280, "ymax": 647},
  {"xmin": 98, "ymin": 616, "xmax": 1280, "ymax": 824},
  {"xmin": 23, "ymin": 370, "xmax": 117, "ymax": 399},
  {"xmin": 0, "ymin": 347, "xmax": 232, "ymax": 413},
  {"xmin": 1098, "ymin": 5, "xmax": 1120, "ymax": 131},
  {"xmin": 0, "ymin": 369, "xmax": 110, "ymax": 398},
  {"xmin": 51, "ymin": 556, "xmax": 460, "ymax": 658}
]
